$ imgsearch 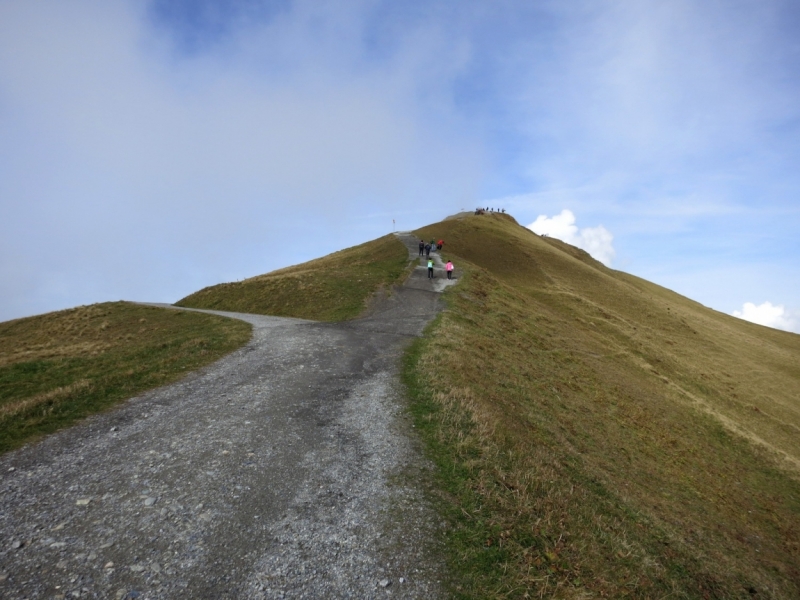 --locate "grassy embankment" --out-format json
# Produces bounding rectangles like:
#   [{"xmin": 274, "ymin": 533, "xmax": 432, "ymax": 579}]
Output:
[
  {"xmin": 406, "ymin": 213, "xmax": 800, "ymax": 598},
  {"xmin": 177, "ymin": 234, "xmax": 410, "ymax": 321},
  {"xmin": 0, "ymin": 302, "xmax": 251, "ymax": 454}
]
